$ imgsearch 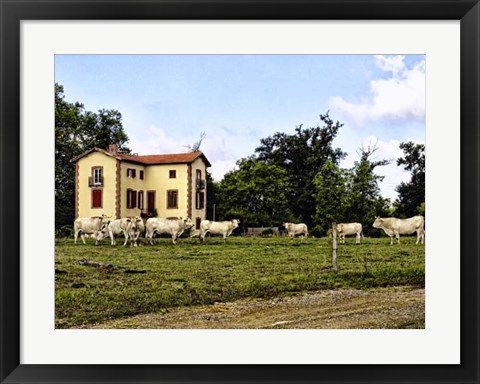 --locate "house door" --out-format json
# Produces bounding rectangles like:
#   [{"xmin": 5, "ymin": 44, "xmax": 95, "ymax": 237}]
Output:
[{"xmin": 147, "ymin": 191, "xmax": 156, "ymax": 215}]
